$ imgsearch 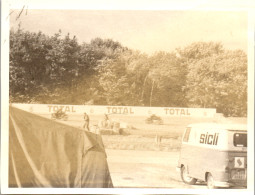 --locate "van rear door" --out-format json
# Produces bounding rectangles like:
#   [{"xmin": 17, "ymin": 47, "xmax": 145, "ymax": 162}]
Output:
[{"xmin": 227, "ymin": 131, "xmax": 247, "ymax": 186}]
